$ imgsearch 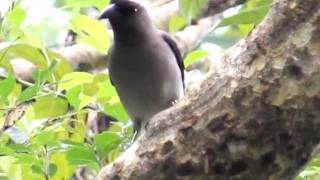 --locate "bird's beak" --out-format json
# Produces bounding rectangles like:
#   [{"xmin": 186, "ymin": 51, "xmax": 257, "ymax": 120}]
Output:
[{"xmin": 99, "ymin": 4, "xmax": 116, "ymax": 19}]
